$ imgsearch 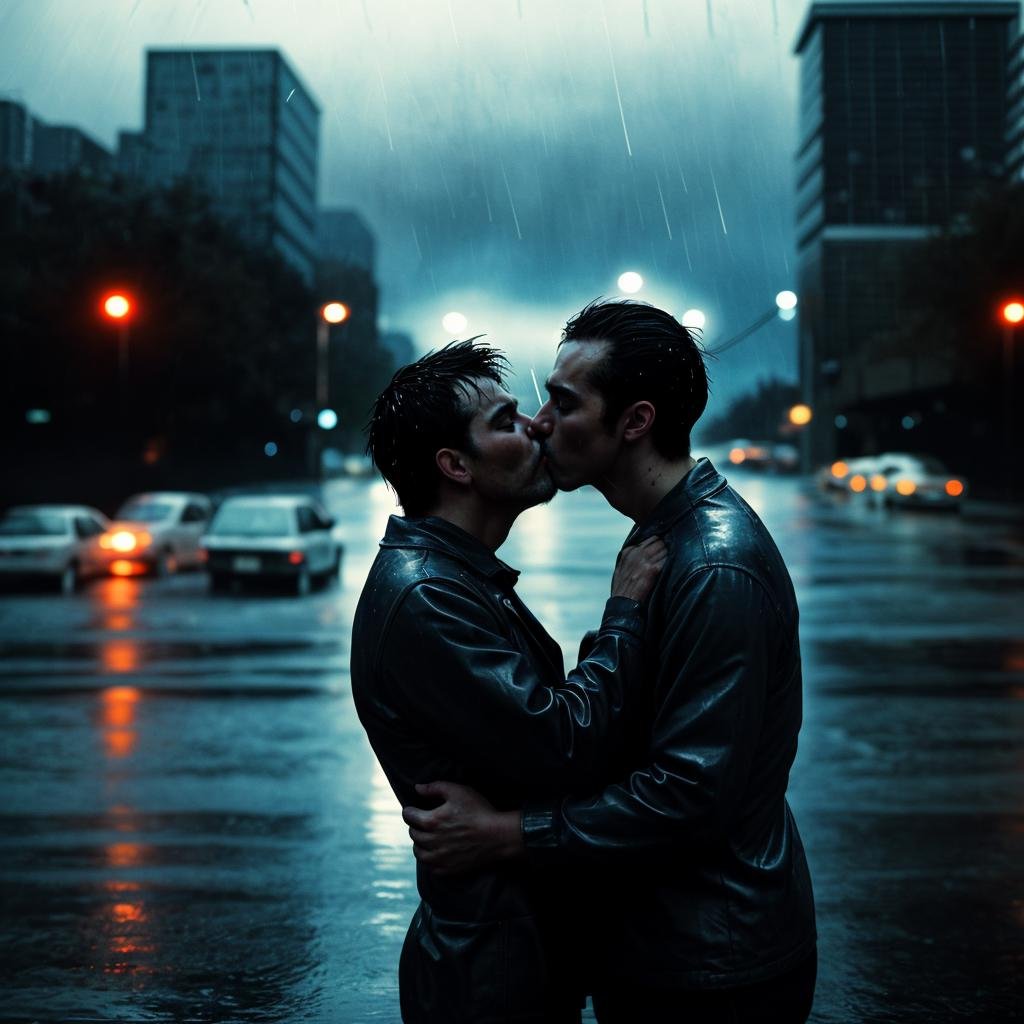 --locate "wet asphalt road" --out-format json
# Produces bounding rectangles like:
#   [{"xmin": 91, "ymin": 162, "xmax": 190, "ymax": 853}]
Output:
[{"xmin": 1, "ymin": 472, "xmax": 1022, "ymax": 1023}]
